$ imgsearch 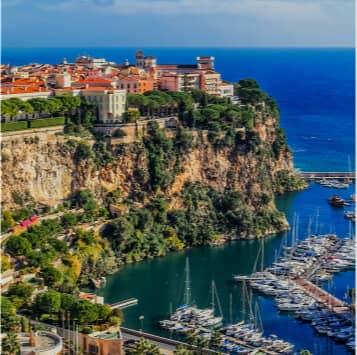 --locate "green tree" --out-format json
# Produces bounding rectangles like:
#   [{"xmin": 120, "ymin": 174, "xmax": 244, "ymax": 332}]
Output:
[
  {"xmin": 34, "ymin": 290, "xmax": 62, "ymax": 314},
  {"xmin": 7, "ymin": 282, "xmax": 34, "ymax": 307},
  {"xmin": 41, "ymin": 266, "xmax": 63, "ymax": 287},
  {"xmin": 174, "ymin": 345, "xmax": 193, "ymax": 355},
  {"xmin": 126, "ymin": 338, "xmax": 161, "ymax": 355},
  {"xmin": 5, "ymin": 236, "xmax": 32, "ymax": 256},
  {"xmin": 1, "ymin": 254, "xmax": 12, "ymax": 272},
  {"xmin": 74, "ymin": 142, "xmax": 93, "ymax": 163},
  {"xmin": 73, "ymin": 300, "xmax": 99, "ymax": 324},
  {"xmin": 1, "ymin": 210, "xmax": 15, "ymax": 232},
  {"xmin": 61, "ymin": 212, "xmax": 78, "ymax": 228},
  {"xmin": 2, "ymin": 332, "xmax": 20, "ymax": 355}
]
